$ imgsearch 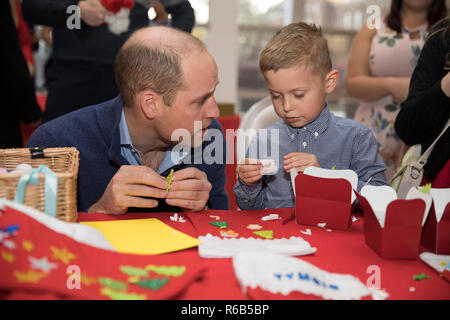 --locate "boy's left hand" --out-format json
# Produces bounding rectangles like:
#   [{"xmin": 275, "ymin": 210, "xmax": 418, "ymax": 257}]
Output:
[{"xmin": 283, "ymin": 152, "xmax": 320, "ymax": 173}]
